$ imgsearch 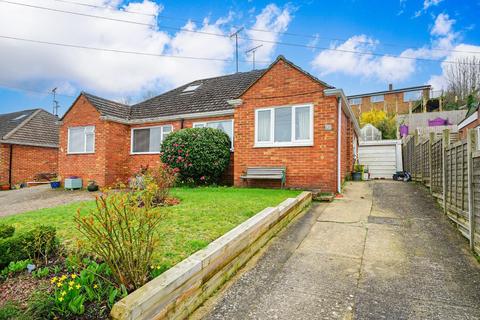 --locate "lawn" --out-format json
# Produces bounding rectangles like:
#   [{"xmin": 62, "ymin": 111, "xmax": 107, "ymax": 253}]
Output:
[{"xmin": 0, "ymin": 187, "xmax": 300, "ymax": 271}]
